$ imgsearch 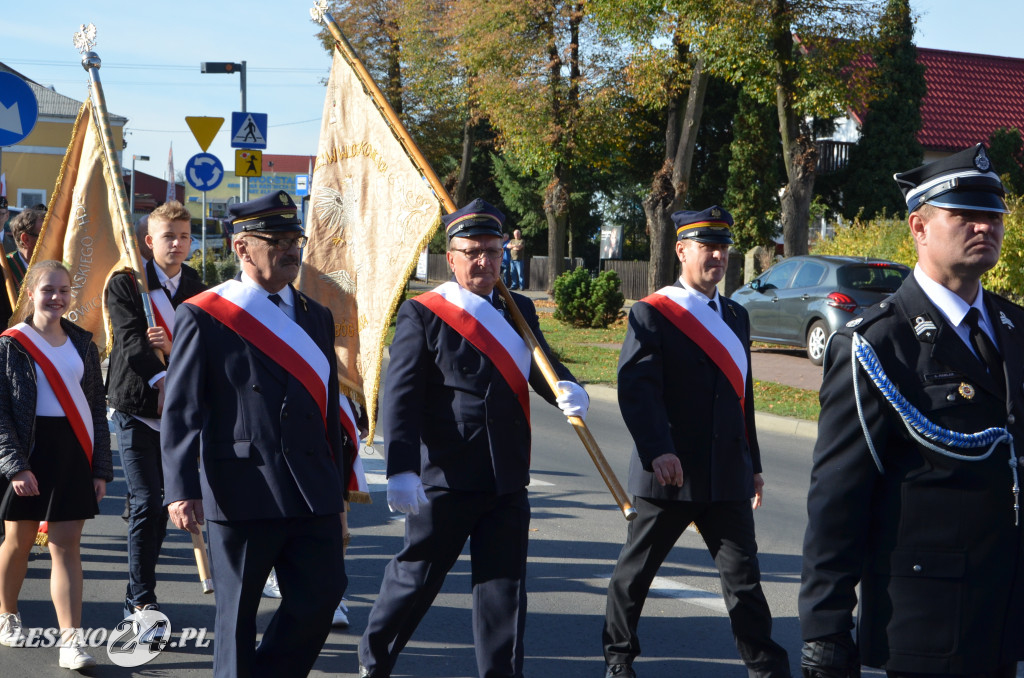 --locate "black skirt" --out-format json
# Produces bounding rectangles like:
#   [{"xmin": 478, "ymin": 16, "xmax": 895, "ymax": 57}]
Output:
[{"xmin": 0, "ymin": 416, "xmax": 99, "ymax": 522}]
